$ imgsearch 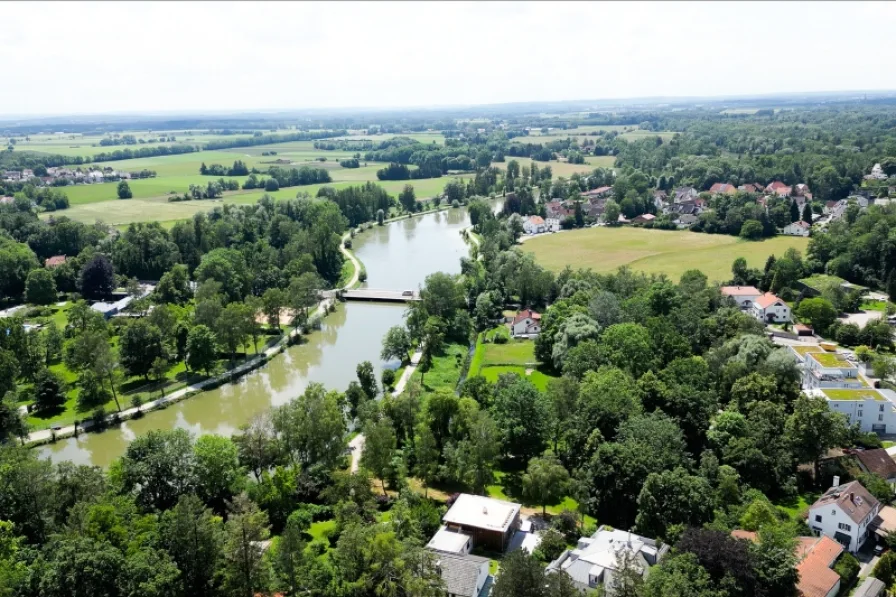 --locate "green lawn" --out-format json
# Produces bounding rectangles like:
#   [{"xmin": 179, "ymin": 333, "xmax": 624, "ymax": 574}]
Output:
[
  {"xmin": 468, "ymin": 330, "xmax": 556, "ymax": 391},
  {"xmin": 524, "ymin": 227, "xmax": 810, "ymax": 283},
  {"xmin": 417, "ymin": 343, "xmax": 469, "ymax": 394},
  {"xmin": 773, "ymin": 493, "xmax": 818, "ymax": 522},
  {"xmin": 487, "ymin": 471, "xmax": 596, "ymax": 523}
]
